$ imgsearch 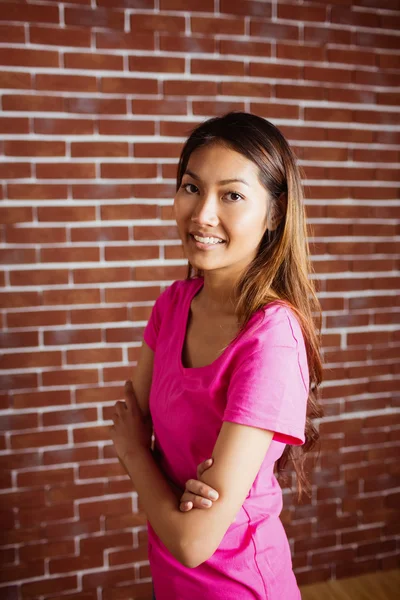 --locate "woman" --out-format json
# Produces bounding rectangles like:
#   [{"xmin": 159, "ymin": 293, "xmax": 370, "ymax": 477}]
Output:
[{"xmin": 110, "ymin": 112, "xmax": 324, "ymax": 600}]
